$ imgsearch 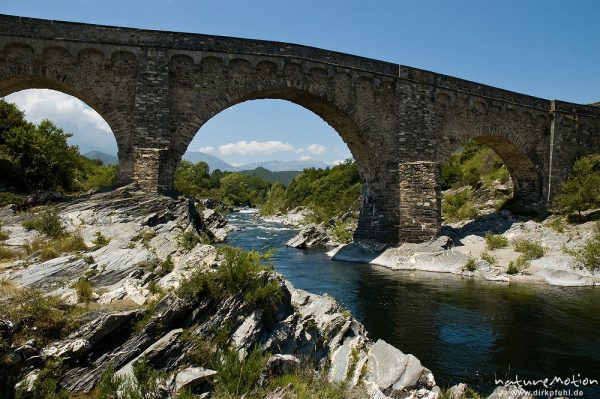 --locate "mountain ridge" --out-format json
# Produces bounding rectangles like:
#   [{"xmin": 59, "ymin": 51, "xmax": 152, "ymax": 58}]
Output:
[{"xmin": 85, "ymin": 150, "xmax": 332, "ymax": 172}]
